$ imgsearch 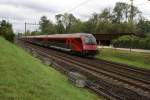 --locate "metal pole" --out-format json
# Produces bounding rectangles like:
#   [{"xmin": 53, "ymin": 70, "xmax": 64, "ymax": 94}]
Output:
[
  {"xmin": 25, "ymin": 22, "xmax": 27, "ymax": 35},
  {"xmin": 130, "ymin": 34, "xmax": 132, "ymax": 52},
  {"xmin": 129, "ymin": 0, "xmax": 134, "ymax": 52},
  {"xmin": 130, "ymin": 0, "xmax": 133, "ymax": 23}
]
